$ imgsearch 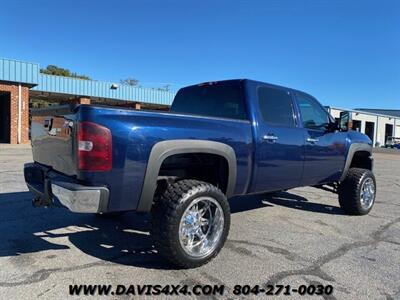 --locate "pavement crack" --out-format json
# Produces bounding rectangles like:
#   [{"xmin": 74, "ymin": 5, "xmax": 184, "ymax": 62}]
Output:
[
  {"xmin": 390, "ymin": 181, "xmax": 400, "ymax": 188},
  {"xmin": 37, "ymin": 283, "xmax": 56, "ymax": 297},
  {"xmin": 0, "ymin": 268, "xmax": 61, "ymax": 287},
  {"xmin": 228, "ymin": 239, "xmax": 302, "ymax": 262},
  {"xmin": 0, "ymin": 252, "xmax": 134, "ymax": 287},
  {"xmin": 384, "ymin": 240, "xmax": 400, "ymax": 246},
  {"xmin": 265, "ymin": 217, "xmax": 400, "ymax": 286},
  {"xmin": 178, "ymin": 271, "xmax": 219, "ymax": 300},
  {"xmin": 225, "ymin": 240, "xmax": 259, "ymax": 259}
]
